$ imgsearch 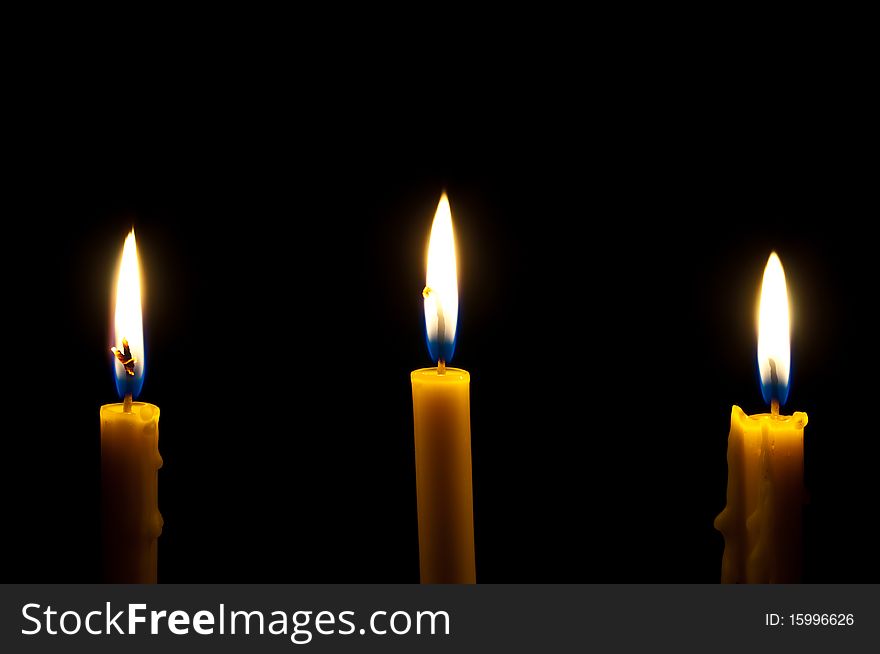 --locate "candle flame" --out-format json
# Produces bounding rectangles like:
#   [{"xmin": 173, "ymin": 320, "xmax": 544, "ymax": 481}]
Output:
[
  {"xmin": 112, "ymin": 229, "xmax": 145, "ymax": 398},
  {"xmin": 423, "ymin": 193, "xmax": 459, "ymax": 363},
  {"xmin": 757, "ymin": 252, "xmax": 790, "ymax": 406}
]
